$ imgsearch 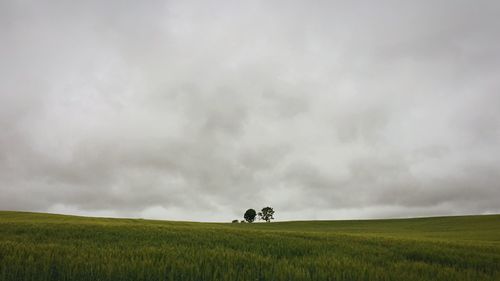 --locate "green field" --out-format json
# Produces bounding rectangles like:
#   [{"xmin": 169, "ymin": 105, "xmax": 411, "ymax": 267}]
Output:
[{"xmin": 0, "ymin": 211, "xmax": 499, "ymax": 281}]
